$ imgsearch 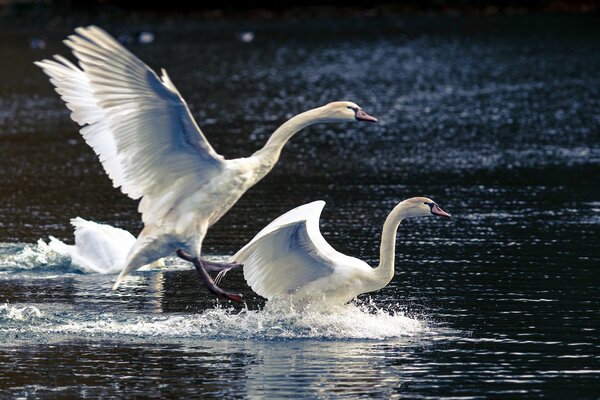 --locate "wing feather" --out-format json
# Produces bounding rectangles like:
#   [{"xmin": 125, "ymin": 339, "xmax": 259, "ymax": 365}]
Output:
[
  {"xmin": 232, "ymin": 201, "xmax": 353, "ymax": 300},
  {"xmin": 36, "ymin": 25, "xmax": 225, "ymax": 224}
]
